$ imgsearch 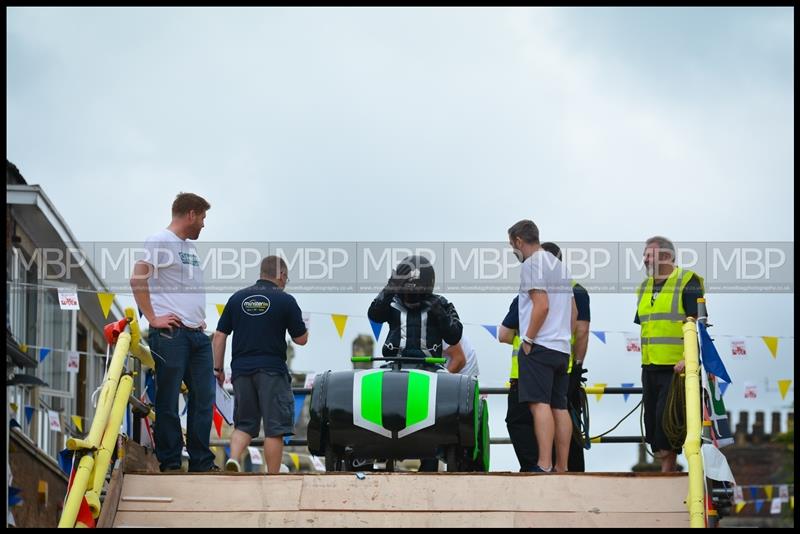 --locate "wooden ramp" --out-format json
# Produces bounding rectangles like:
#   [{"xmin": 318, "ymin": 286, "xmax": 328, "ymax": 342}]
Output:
[{"xmin": 110, "ymin": 472, "xmax": 689, "ymax": 528}]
